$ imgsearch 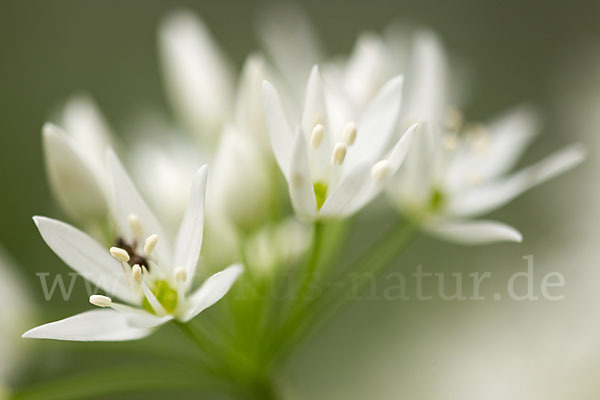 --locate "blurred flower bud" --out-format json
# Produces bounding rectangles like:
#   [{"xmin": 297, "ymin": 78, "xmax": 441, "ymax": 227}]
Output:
[
  {"xmin": 0, "ymin": 247, "xmax": 34, "ymax": 384},
  {"xmin": 244, "ymin": 218, "xmax": 311, "ymax": 276},
  {"xmin": 234, "ymin": 54, "xmax": 272, "ymax": 153},
  {"xmin": 159, "ymin": 10, "xmax": 235, "ymax": 145},
  {"xmin": 43, "ymin": 123, "xmax": 109, "ymax": 223},
  {"xmin": 210, "ymin": 126, "xmax": 273, "ymax": 231}
]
